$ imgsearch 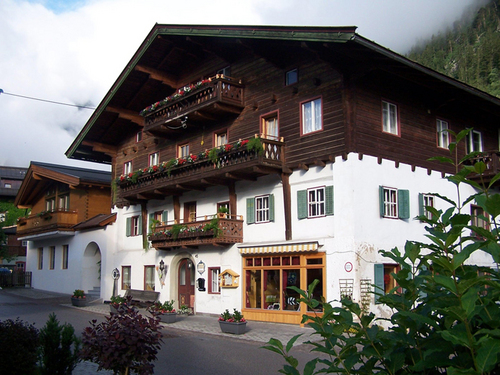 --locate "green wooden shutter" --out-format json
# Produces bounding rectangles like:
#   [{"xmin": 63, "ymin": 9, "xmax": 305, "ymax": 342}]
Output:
[
  {"xmin": 398, "ymin": 189, "xmax": 410, "ymax": 219},
  {"xmin": 379, "ymin": 186, "xmax": 385, "ymax": 217},
  {"xmin": 325, "ymin": 185, "xmax": 334, "ymax": 215},
  {"xmin": 246, "ymin": 198, "xmax": 255, "ymax": 224},
  {"xmin": 269, "ymin": 194, "xmax": 275, "ymax": 222},
  {"xmin": 126, "ymin": 217, "xmax": 131, "ymax": 237},
  {"xmin": 374, "ymin": 264, "xmax": 384, "ymax": 303},
  {"xmin": 297, "ymin": 190, "xmax": 307, "ymax": 219},
  {"xmin": 138, "ymin": 215, "xmax": 143, "ymax": 235},
  {"xmin": 162, "ymin": 210, "xmax": 168, "ymax": 224},
  {"xmin": 418, "ymin": 193, "xmax": 424, "ymax": 217}
]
